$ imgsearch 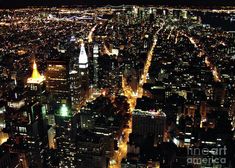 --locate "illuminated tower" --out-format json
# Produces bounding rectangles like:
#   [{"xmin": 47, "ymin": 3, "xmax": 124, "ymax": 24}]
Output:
[
  {"xmin": 78, "ymin": 42, "xmax": 89, "ymax": 98},
  {"xmin": 27, "ymin": 61, "xmax": 45, "ymax": 84},
  {"xmin": 25, "ymin": 61, "xmax": 48, "ymax": 167},
  {"xmin": 79, "ymin": 42, "xmax": 89, "ymax": 76},
  {"xmin": 27, "ymin": 60, "xmax": 46, "ymax": 103},
  {"xmin": 69, "ymin": 41, "xmax": 90, "ymax": 110}
]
